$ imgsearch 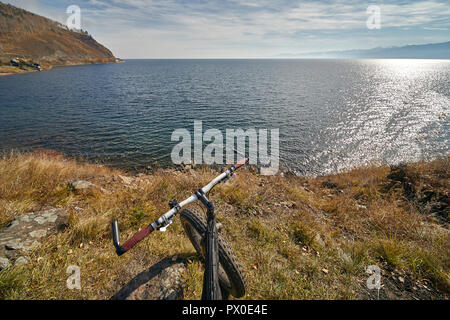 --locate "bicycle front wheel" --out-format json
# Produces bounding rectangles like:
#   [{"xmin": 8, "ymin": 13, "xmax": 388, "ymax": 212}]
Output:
[{"xmin": 180, "ymin": 209, "xmax": 246, "ymax": 298}]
